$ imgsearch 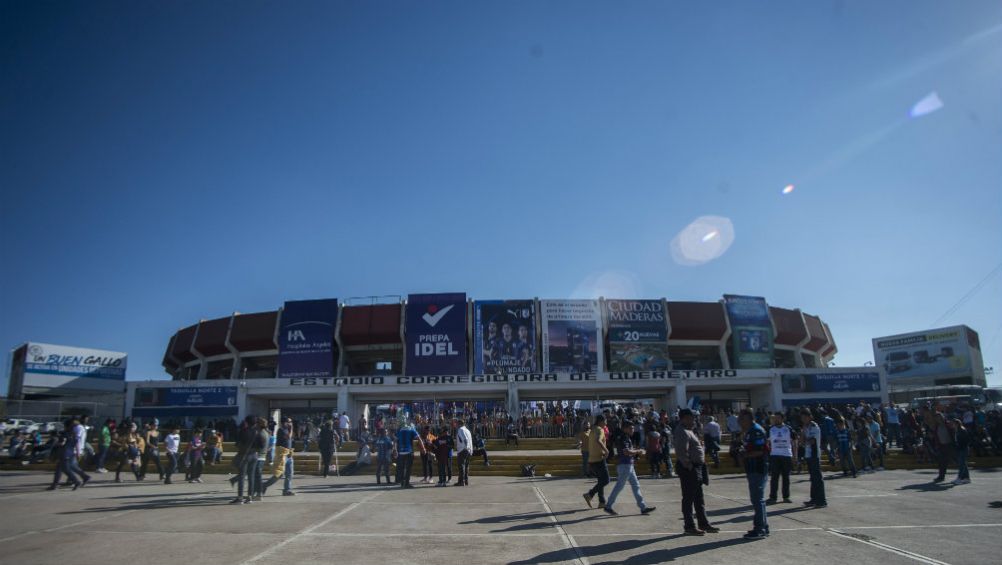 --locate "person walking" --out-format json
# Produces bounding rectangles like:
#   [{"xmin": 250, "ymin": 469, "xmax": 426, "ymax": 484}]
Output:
[
  {"xmin": 374, "ymin": 428, "xmax": 394, "ymax": 484},
  {"xmin": 264, "ymin": 418, "xmax": 296, "ymax": 495},
  {"xmin": 95, "ymin": 419, "xmax": 113, "ymax": 473},
  {"xmin": 951, "ymin": 418, "xmax": 971, "ymax": 485},
  {"xmin": 454, "ymin": 419, "xmax": 473, "ymax": 487},
  {"xmin": 800, "ymin": 410, "xmax": 828, "ymax": 508},
  {"xmin": 603, "ymin": 420, "xmax": 656, "ymax": 516},
  {"xmin": 252, "ymin": 418, "xmax": 270, "ymax": 500},
  {"xmin": 338, "ymin": 412, "xmax": 351, "ymax": 443},
  {"xmin": 163, "ymin": 426, "xmax": 181, "ymax": 484},
  {"xmin": 583, "ymin": 415, "xmax": 611, "ymax": 509},
  {"xmin": 140, "ymin": 422, "xmax": 164, "ymax": 481},
  {"xmin": 932, "ymin": 413, "xmax": 953, "ymax": 482},
  {"xmin": 48, "ymin": 421, "xmax": 88, "ymax": 490},
  {"xmin": 739, "ymin": 408, "xmax": 770, "ymax": 540},
  {"xmin": 674, "ymin": 409, "xmax": 717, "ymax": 535},
  {"xmin": 113, "ymin": 424, "xmax": 143, "ymax": 483},
  {"xmin": 318, "ymin": 420, "xmax": 337, "ymax": 478},
  {"xmin": 767, "ymin": 412, "xmax": 794, "ymax": 504}
]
